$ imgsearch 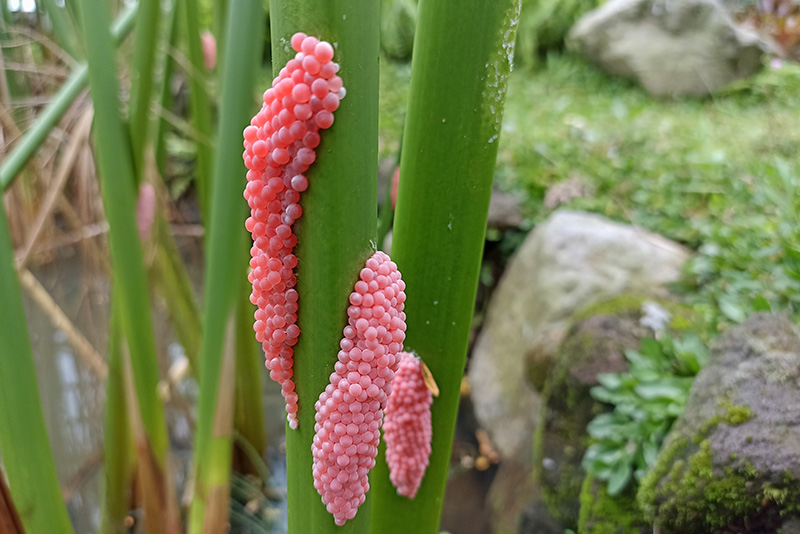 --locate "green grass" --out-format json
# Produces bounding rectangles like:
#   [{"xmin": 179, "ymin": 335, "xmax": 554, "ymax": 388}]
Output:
[{"xmin": 380, "ymin": 54, "xmax": 800, "ymax": 331}]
